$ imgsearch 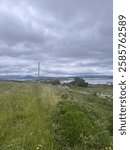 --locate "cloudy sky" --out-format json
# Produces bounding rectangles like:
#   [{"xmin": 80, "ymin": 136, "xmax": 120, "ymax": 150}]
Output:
[{"xmin": 0, "ymin": 0, "xmax": 112, "ymax": 77}]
